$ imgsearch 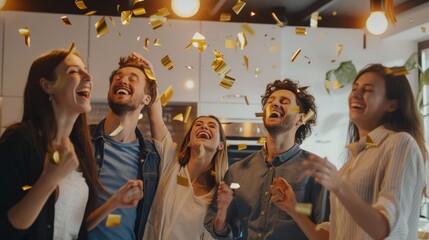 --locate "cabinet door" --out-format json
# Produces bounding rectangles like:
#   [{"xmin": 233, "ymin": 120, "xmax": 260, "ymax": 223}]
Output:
[
  {"xmin": 3, "ymin": 11, "xmax": 90, "ymax": 97},
  {"xmin": 88, "ymin": 16, "xmax": 200, "ymax": 102},
  {"xmin": 199, "ymin": 21, "xmax": 281, "ymax": 104}
]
